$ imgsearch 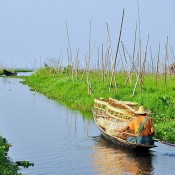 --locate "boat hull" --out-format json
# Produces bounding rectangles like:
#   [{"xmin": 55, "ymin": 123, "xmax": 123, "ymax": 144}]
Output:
[
  {"xmin": 3, "ymin": 69, "xmax": 17, "ymax": 76},
  {"xmin": 93, "ymin": 110, "xmax": 157, "ymax": 151},
  {"xmin": 98, "ymin": 123, "xmax": 156, "ymax": 150}
]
